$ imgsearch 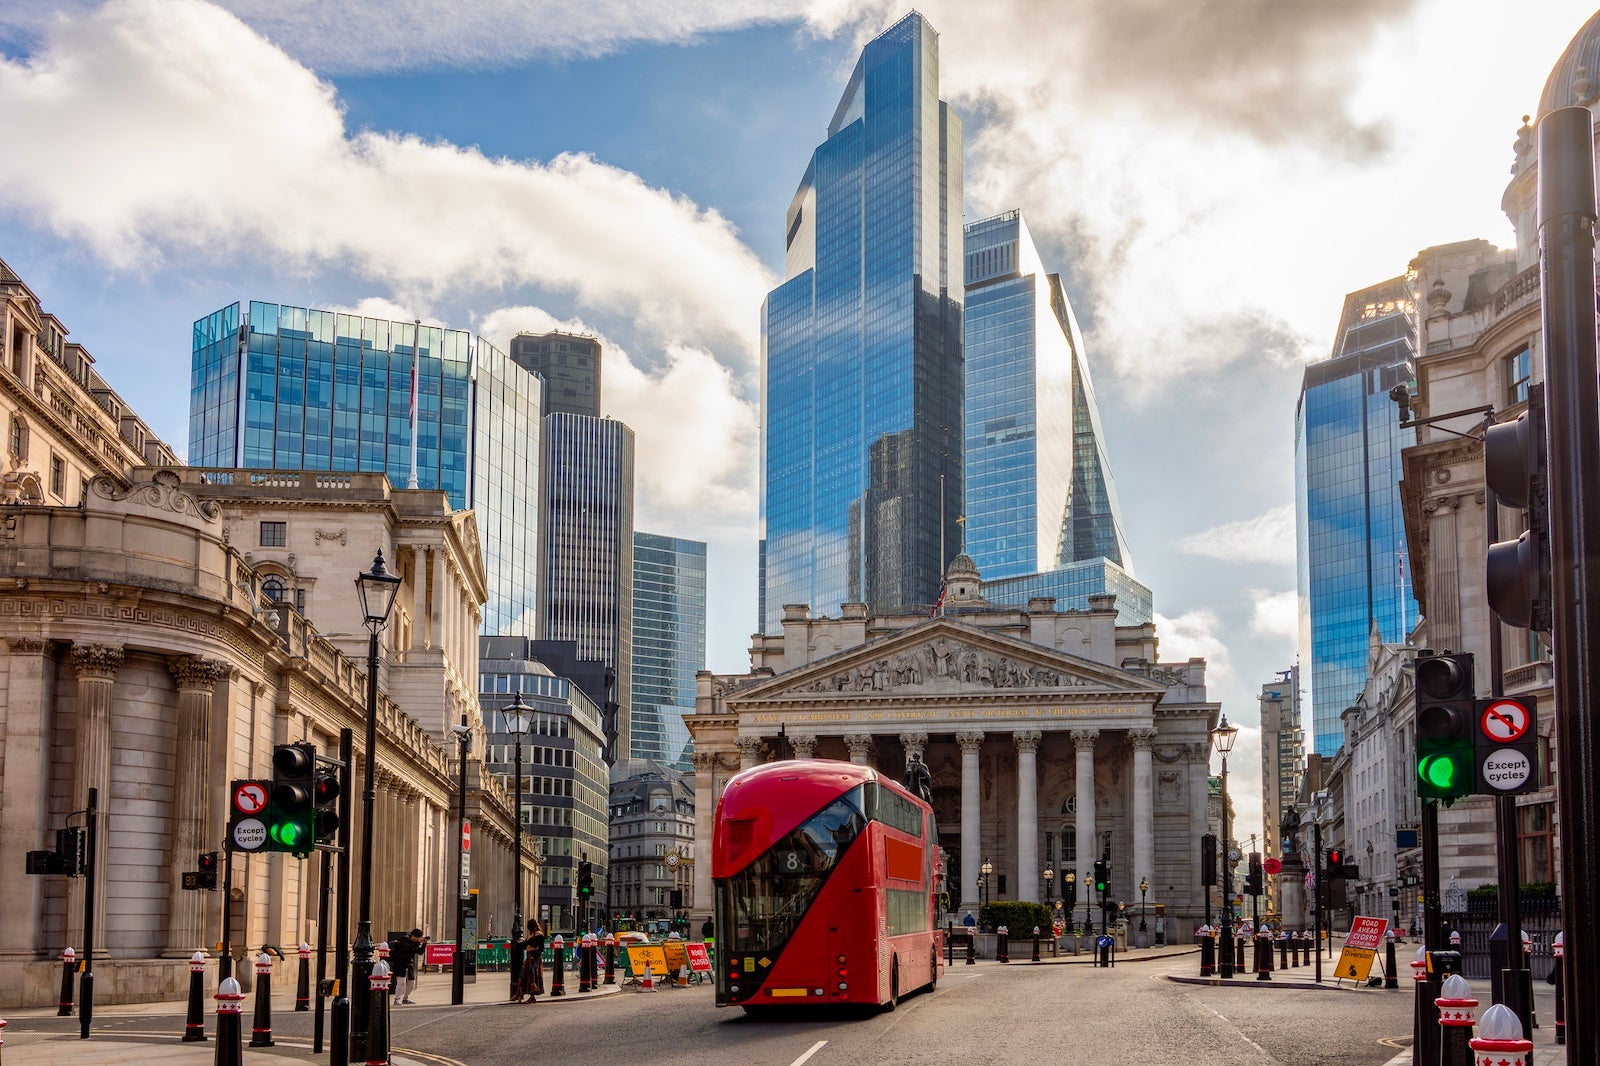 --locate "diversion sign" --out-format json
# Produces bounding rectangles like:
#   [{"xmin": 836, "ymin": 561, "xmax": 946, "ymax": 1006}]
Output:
[{"xmin": 1334, "ymin": 916, "xmax": 1389, "ymax": 985}]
